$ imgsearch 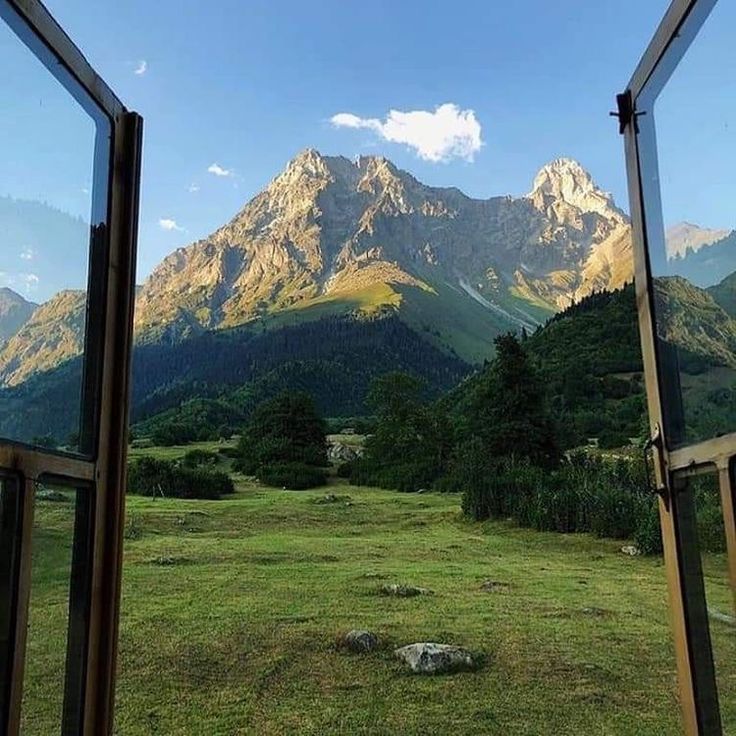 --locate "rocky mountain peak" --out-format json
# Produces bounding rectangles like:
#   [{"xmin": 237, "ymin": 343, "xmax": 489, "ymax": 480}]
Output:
[
  {"xmin": 665, "ymin": 221, "xmax": 730, "ymax": 258},
  {"xmin": 0, "ymin": 287, "xmax": 37, "ymax": 345},
  {"xmin": 0, "ymin": 287, "xmax": 30, "ymax": 311},
  {"xmin": 529, "ymin": 158, "xmax": 622, "ymax": 221}
]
